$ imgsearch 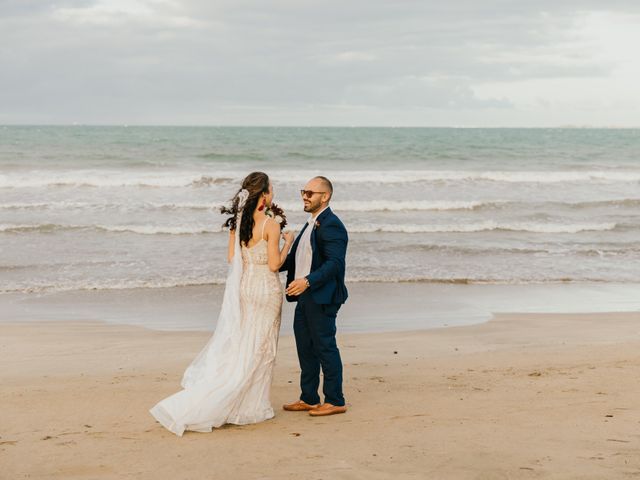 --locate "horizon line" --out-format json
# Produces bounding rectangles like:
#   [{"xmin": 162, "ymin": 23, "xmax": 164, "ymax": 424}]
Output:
[{"xmin": 2, "ymin": 124, "xmax": 639, "ymax": 129}]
